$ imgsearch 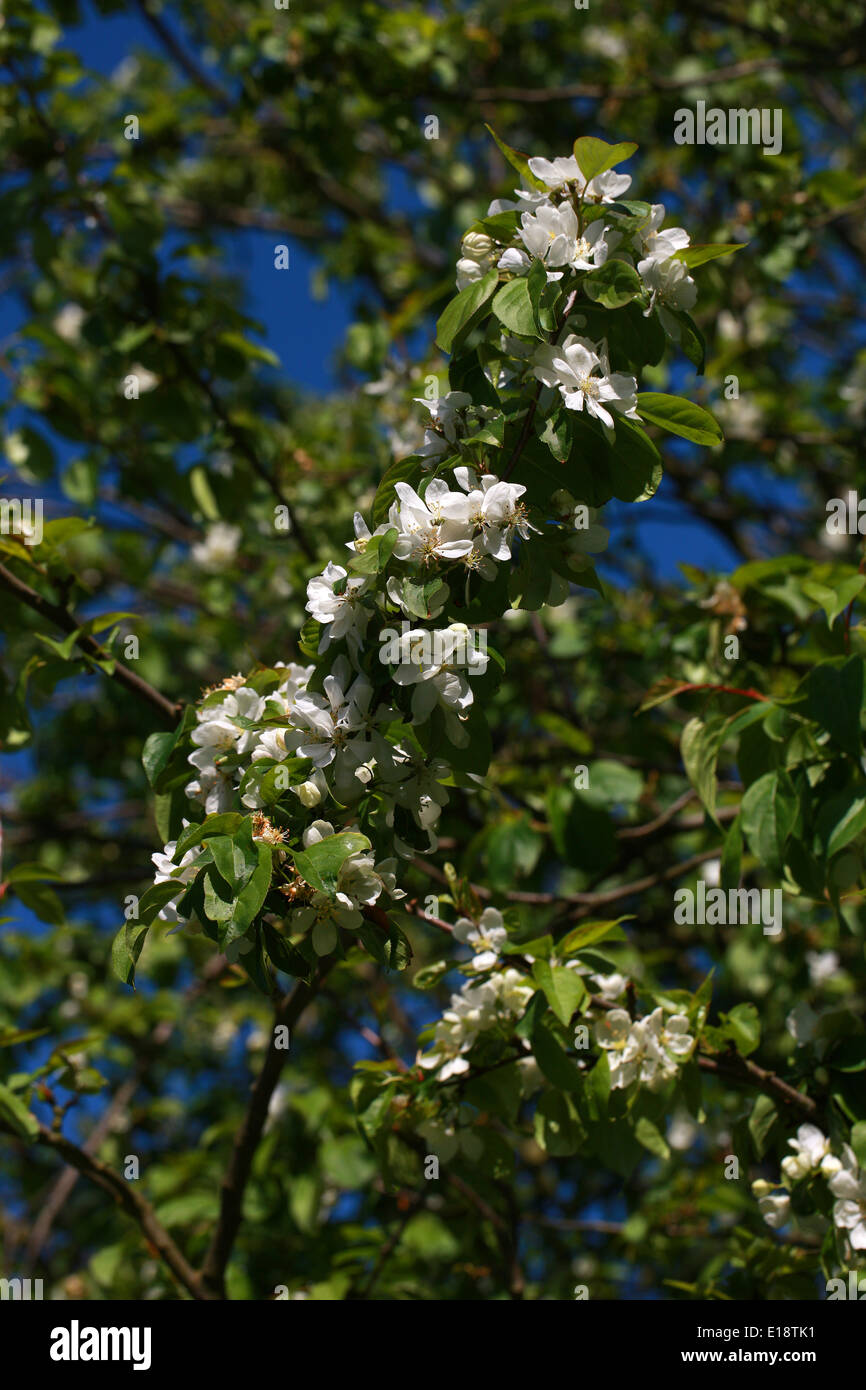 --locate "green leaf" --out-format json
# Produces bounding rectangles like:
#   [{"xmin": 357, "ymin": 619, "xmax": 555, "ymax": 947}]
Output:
[
  {"xmin": 636, "ymin": 392, "xmax": 723, "ymax": 446},
  {"xmin": 558, "ymin": 917, "xmax": 631, "ymax": 956},
  {"xmin": 850, "ymin": 1121, "xmax": 866, "ymax": 1170},
  {"xmin": 263, "ymin": 923, "xmax": 311, "ymax": 980},
  {"xmin": 534, "ymin": 1090, "xmax": 585, "ymax": 1155},
  {"xmin": 225, "ymin": 842, "xmax": 273, "ymax": 941},
  {"xmin": 491, "ymin": 276, "xmax": 540, "ymax": 337},
  {"xmin": 5, "ymin": 863, "xmax": 65, "ymax": 885},
  {"xmin": 435, "ymin": 269, "xmax": 498, "ymax": 354},
  {"xmin": 538, "ymin": 405, "xmax": 572, "ymax": 463},
  {"xmin": 532, "ymin": 961, "xmax": 587, "ymax": 1026},
  {"xmin": 681, "ymin": 715, "xmax": 727, "ymax": 824},
  {"xmin": 348, "ymin": 527, "xmax": 398, "ymax": 575},
  {"xmin": 111, "ymin": 920, "xmax": 150, "ymax": 988},
  {"xmin": 531, "ymin": 1019, "xmax": 583, "ymax": 1090},
  {"xmin": 720, "ymin": 815, "xmax": 743, "ymax": 892},
  {"xmin": 174, "ymin": 813, "xmax": 245, "ymax": 860},
  {"xmin": 399, "ymin": 577, "xmax": 449, "ymax": 620},
  {"xmin": 216, "ymin": 330, "xmax": 279, "ymax": 366},
  {"xmin": 801, "ymin": 574, "xmax": 866, "ymax": 629},
  {"xmin": 463, "ymin": 209, "xmax": 522, "ymax": 241},
  {"xmin": 667, "ymin": 309, "xmax": 706, "ymax": 373},
  {"xmin": 816, "ymin": 788, "xmax": 866, "ymax": 858},
  {"xmin": 356, "ymin": 919, "xmax": 413, "ymax": 971},
  {"xmin": 486, "ymin": 813, "xmax": 543, "ymax": 888},
  {"xmin": 0, "ymin": 1083, "xmax": 38, "ymax": 1140},
  {"xmin": 583, "ymin": 259, "xmax": 643, "ymax": 309},
  {"xmin": 573, "ymin": 136, "xmax": 638, "ymax": 184},
  {"xmin": 673, "ymin": 243, "xmax": 746, "ymax": 268},
  {"xmin": 609, "ymin": 414, "xmax": 663, "ymax": 502},
  {"xmin": 203, "ymin": 867, "xmax": 235, "ymax": 924},
  {"xmin": 740, "ymin": 770, "xmax": 797, "ymax": 874},
  {"xmin": 142, "ymin": 730, "xmax": 177, "ymax": 789},
  {"xmin": 189, "ymin": 465, "xmax": 220, "ymax": 521},
  {"xmin": 721, "ymin": 1003, "xmax": 761, "ymax": 1057},
  {"xmin": 582, "ymin": 760, "xmax": 645, "ymax": 808},
  {"xmin": 13, "ymin": 879, "xmax": 65, "ymax": 925},
  {"xmin": 207, "ymin": 835, "xmax": 249, "ymax": 892},
  {"xmin": 111, "ymin": 881, "xmax": 183, "ymax": 986},
  {"xmin": 635, "ymin": 1114, "xmax": 670, "ymax": 1160},
  {"xmin": 802, "ymin": 658, "xmax": 864, "ymax": 759},
  {"xmin": 34, "ymin": 629, "xmax": 81, "ymax": 661},
  {"xmin": 371, "ymin": 456, "xmax": 423, "ymax": 528},
  {"xmin": 748, "ymin": 1095, "xmax": 778, "ymax": 1158},
  {"xmin": 140, "ymin": 707, "xmax": 194, "ymax": 793},
  {"xmin": 830, "ymin": 1039, "xmax": 866, "ymax": 1073},
  {"xmin": 484, "ymin": 124, "xmax": 549, "ymax": 192},
  {"xmin": 292, "ymin": 830, "xmax": 372, "ymax": 895}
]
